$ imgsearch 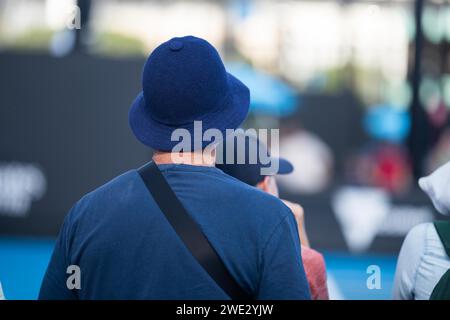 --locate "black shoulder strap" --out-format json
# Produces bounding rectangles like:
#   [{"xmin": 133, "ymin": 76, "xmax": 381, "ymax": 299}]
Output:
[{"xmin": 138, "ymin": 161, "xmax": 251, "ymax": 300}]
